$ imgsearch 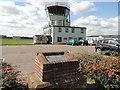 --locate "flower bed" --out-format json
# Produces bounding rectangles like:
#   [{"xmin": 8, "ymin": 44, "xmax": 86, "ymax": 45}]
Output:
[
  {"xmin": 0, "ymin": 62, "xmax": 27, "ymax": 89},
  {"xmin": 74, "ymin": 54, "xmax": 120, "ymax": 89}
]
